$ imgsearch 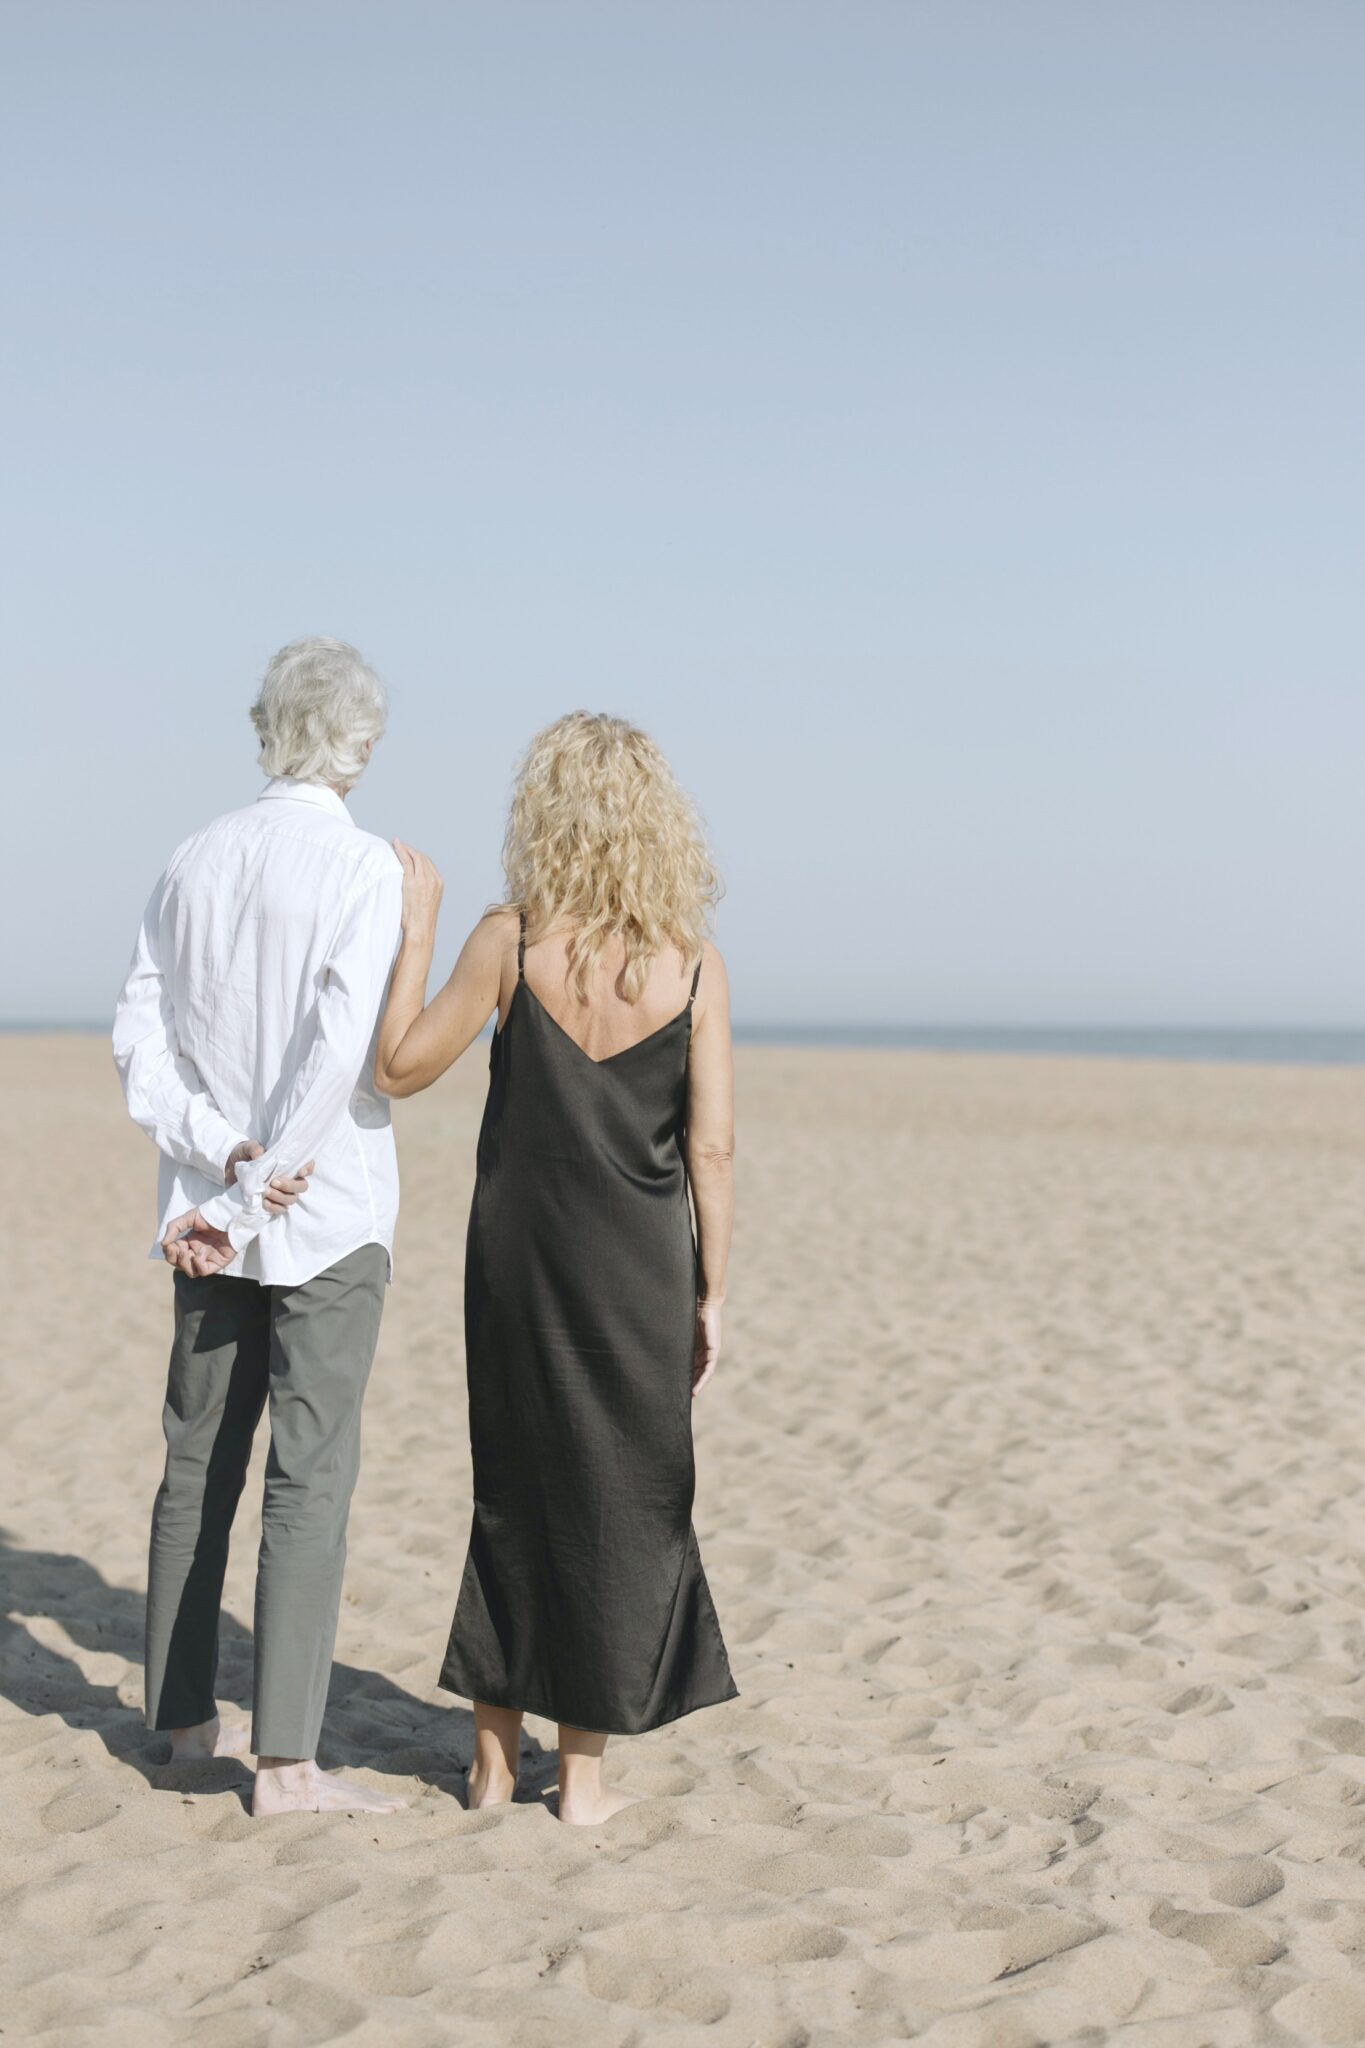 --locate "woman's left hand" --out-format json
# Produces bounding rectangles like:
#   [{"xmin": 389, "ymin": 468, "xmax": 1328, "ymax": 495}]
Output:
[
  {"xmin": 692, "ymin": 1298, "xmax": 723, "ymax": 1397},
  {"xmin": 393, "ymin": 840, "xmax": 444, "ymax": 941}
]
